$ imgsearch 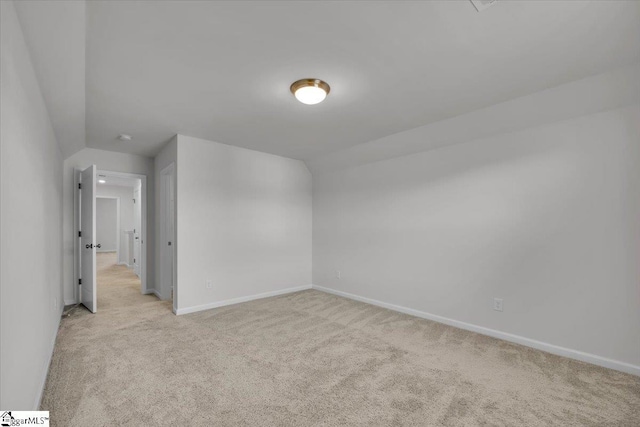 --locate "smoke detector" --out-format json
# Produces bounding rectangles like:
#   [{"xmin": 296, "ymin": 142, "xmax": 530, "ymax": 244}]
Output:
[
  {"xmin": 470, "ymin": 0, "xmax": 497, "ymax": 12},
  {"xmin": 118, "ymin": 134, "xmax": 132, "ymax": 141}
]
